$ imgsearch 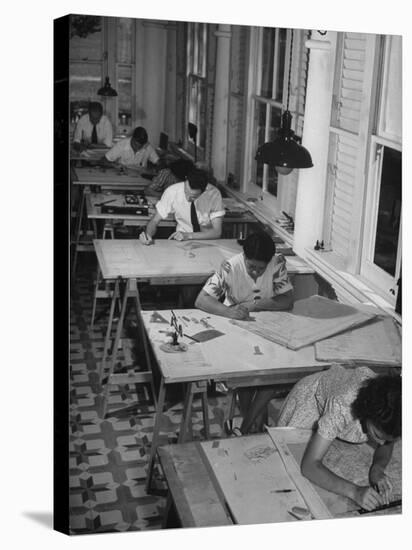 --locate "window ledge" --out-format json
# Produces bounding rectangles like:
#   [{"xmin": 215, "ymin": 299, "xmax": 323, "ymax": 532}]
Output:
[
  {"xmin": 305, "ymin": 248, "xmax": 401, "ymax": 323},
  {"xmin": 219, "ymin": 185, "xmax": 295, "ymax": 246}
]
